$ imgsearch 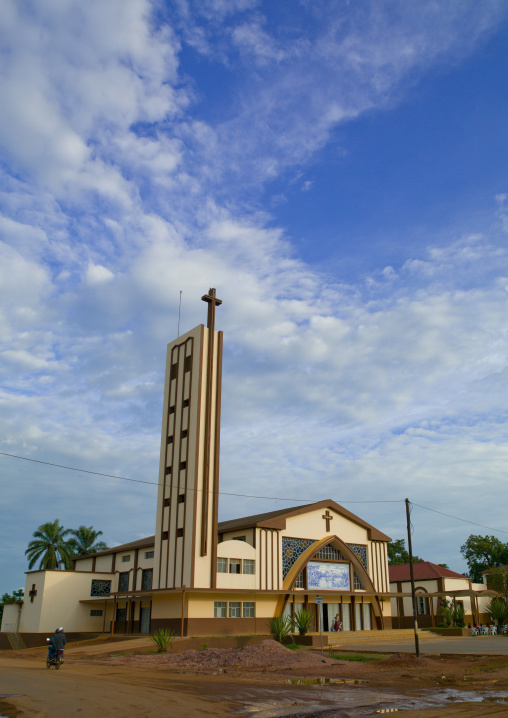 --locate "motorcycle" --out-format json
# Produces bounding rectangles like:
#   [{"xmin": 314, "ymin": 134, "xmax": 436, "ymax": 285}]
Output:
[{"xmin": 46, "ymin": 638, "xmax": 64, "ymax": 669}]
